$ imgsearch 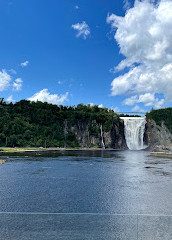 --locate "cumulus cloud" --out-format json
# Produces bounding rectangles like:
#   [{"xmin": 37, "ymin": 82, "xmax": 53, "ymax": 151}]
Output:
[
  {"xmin": 6, "ymin": 95, "xmax": 15, "ymax": 103},
  {"xmin": 123, "ymin": 0, "xmax": 131, "ymax": 10},
  {"xmin": 89, "ymin": 103, "xmax": 94, "ymax": 107},
  {"xmin": 72, "ymin": 21, "xmax": 90, "ymax": 39},
  {"xmin": 0, "ymin": 70, "xmax": 11, "ymax": 91},
  {"xmin": 0, "ymin": 69, "xmax": 23, "ymax": 92},
  {"xmin": 111, "ymin": 106, "xmax": 120, "ymax": 112},
  {"xmin": 107, "ymin": 0, "xmax": 172, "ymax": 107},
  {"xmin": 21, "ymin": 61, "xmax": 29, "ymax": 67},
  {"xmin": 88, "ymin": 103, "xmax": 104, "ymax": 108},
  {"xmin": 13, "ymin": 78, "xmax": 23, "ymax": 91},
  {"xmin": 132, "ymin": 105, "xmax": 146, "ymax": 113},
  {"xmin": 28, "ymin": 89, "xmax": 69, "ymax": 105},
  {"xmin": 123, "ymin": 93, "xmax": 164, "ymax": 109},
  {"xmin": 98, "ymin": 104, "xmax": 104, "ymax": 108}
]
